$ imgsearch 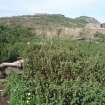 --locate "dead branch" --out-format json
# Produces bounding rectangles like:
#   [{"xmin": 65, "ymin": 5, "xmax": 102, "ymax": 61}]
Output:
[
  {"xmin": 0, "ymin": 59, "xmax": 24, "ymax": 69},
  {"xmin": 0, "ymin": 59, "xmax": 24, "ymax": 78}
]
